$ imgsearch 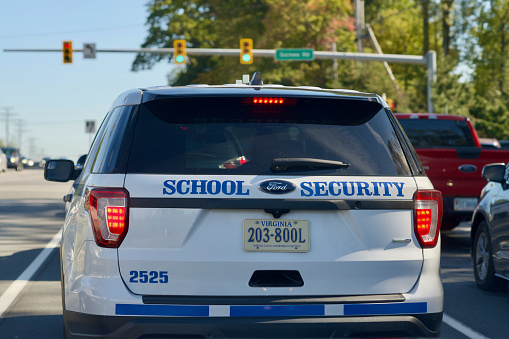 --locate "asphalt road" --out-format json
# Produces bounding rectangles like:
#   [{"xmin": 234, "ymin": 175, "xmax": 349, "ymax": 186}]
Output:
[{"xmin": 0, "ymin": 168, "xmax": 508, "ymax": 338}]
